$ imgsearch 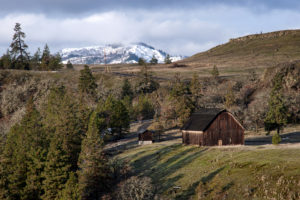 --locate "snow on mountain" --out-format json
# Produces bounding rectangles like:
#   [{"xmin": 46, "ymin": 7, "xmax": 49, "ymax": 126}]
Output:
[{"xmin": 60, "ymin": 43, "xmax": 185, "ymax": 64}]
